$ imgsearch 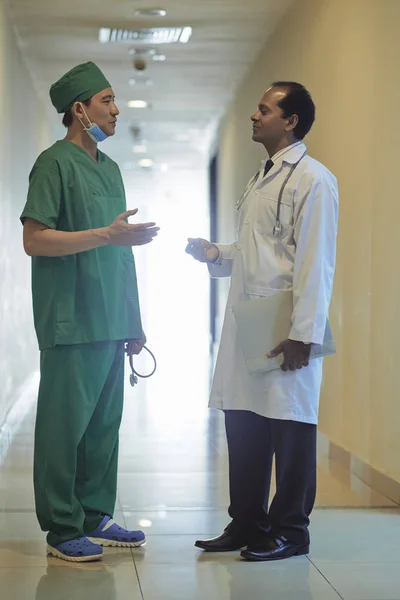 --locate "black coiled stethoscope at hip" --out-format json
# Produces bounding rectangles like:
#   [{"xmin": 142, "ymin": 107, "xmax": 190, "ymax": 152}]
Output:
[
  {"xmin": 128, "ymin": 346, "xmax": 157, "ymax": 387},
  {"xmin": 236, "ymin": 151, "xmax": 307, "ymax": 236}
]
